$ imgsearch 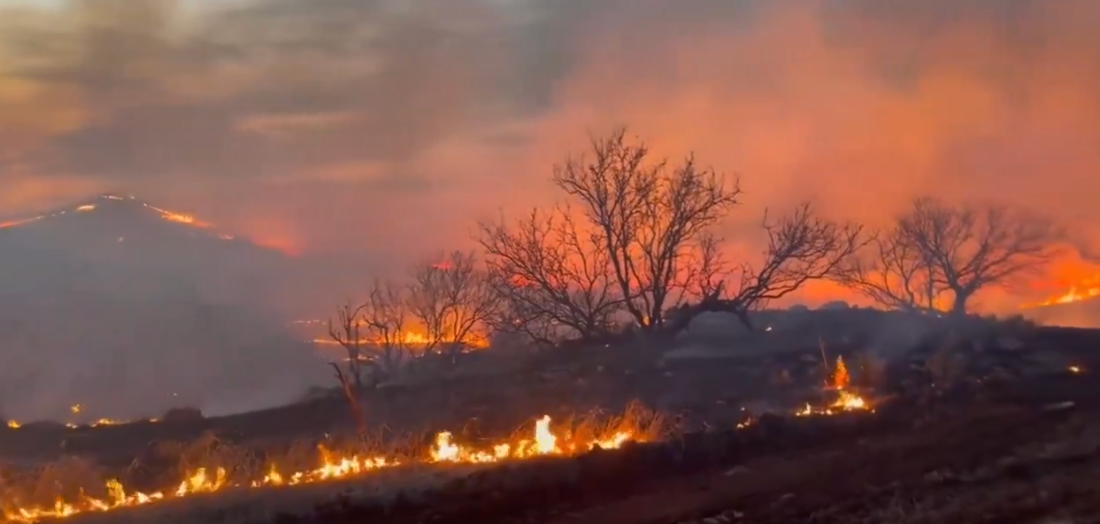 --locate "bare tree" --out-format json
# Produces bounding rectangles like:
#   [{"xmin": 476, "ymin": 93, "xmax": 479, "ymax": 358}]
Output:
[
  {"xmin": 478, "ymin": 206, "xmax": 624, "ymax": 344},
  {"xmin": 358, "ymin": 278, "xmax": 413, "ymax": 380},
  {"xmin": 838, "ymin": 197, "xmax": 1062, "ymax": 315},
  {"xmin": 670, "ymin": 203, "xmax": 866, "ymax": 331},
  {"xmin": 724, "ymin": 204, "xmax": 866, "ymax": 328},
  {"xmin": 485, "ymin": 282, "xmax": 561, "ymax": 347},
  {"xmin": 834, "ymin": 226, "xmax": 946, "ymax": 313},
  {"xmin": 406, "ymin": 251, "xmax": 499, "ymax": 359},
  {"xmin": 326, "ymin": 300, "xmax": 367, "ymax": 434},
  {"xmin": 552, "ymin": 128, "xmax": 741, "ymax": 330},
  {"xmin": 327, "ymin": 300, "xmax": 366, "ymax": 390}
]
